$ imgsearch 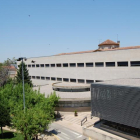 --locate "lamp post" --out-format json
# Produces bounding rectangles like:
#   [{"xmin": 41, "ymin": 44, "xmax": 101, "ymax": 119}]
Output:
[{"xmin": 17, "ymin": 57, "xmax": 27, "ymax": 113}]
